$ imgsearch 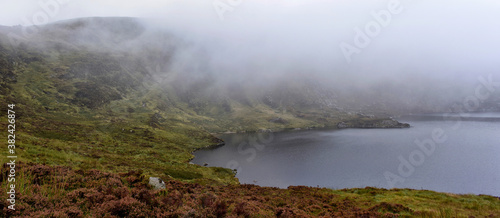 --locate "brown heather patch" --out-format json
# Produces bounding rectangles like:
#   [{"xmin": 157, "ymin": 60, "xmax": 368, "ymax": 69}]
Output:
[
  {"xmin": 0, "ymin": 163, "xmax": 382, "ymax": 217},
  {"xmin": 1, "ymin": 163, "xmax": 499, "ymax": 217}
]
